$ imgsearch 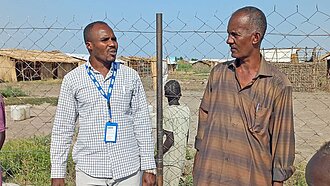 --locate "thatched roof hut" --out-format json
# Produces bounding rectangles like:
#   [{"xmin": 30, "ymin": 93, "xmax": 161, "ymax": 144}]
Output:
[
  {"xmin": 0, "ymin": 49, "xmax": 86, "ymax": 82},
  {"xmin": 119, "ymin": 56, "xmax": 156, "ymax": 77}
]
